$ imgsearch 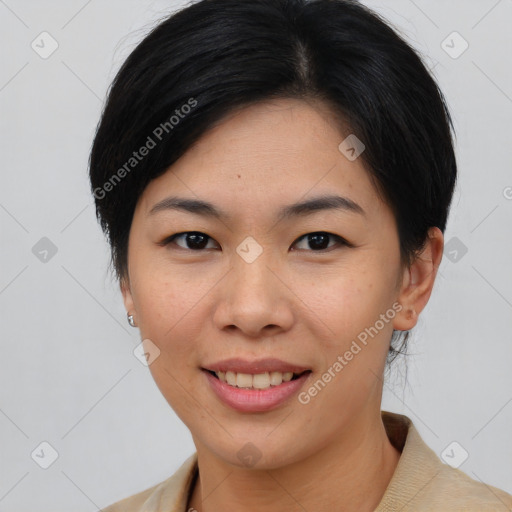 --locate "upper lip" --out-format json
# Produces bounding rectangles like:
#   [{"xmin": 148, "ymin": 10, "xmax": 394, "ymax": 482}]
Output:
[{"xmin": 202, "ymin": 358, "xmax": 311, "ymax": 374}]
